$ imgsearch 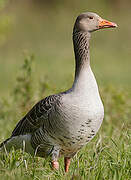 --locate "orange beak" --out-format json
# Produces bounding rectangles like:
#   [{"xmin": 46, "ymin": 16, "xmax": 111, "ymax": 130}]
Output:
[{"xmin": 99, "ymin": 19, "xmax": 117, "ymax": 29}]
